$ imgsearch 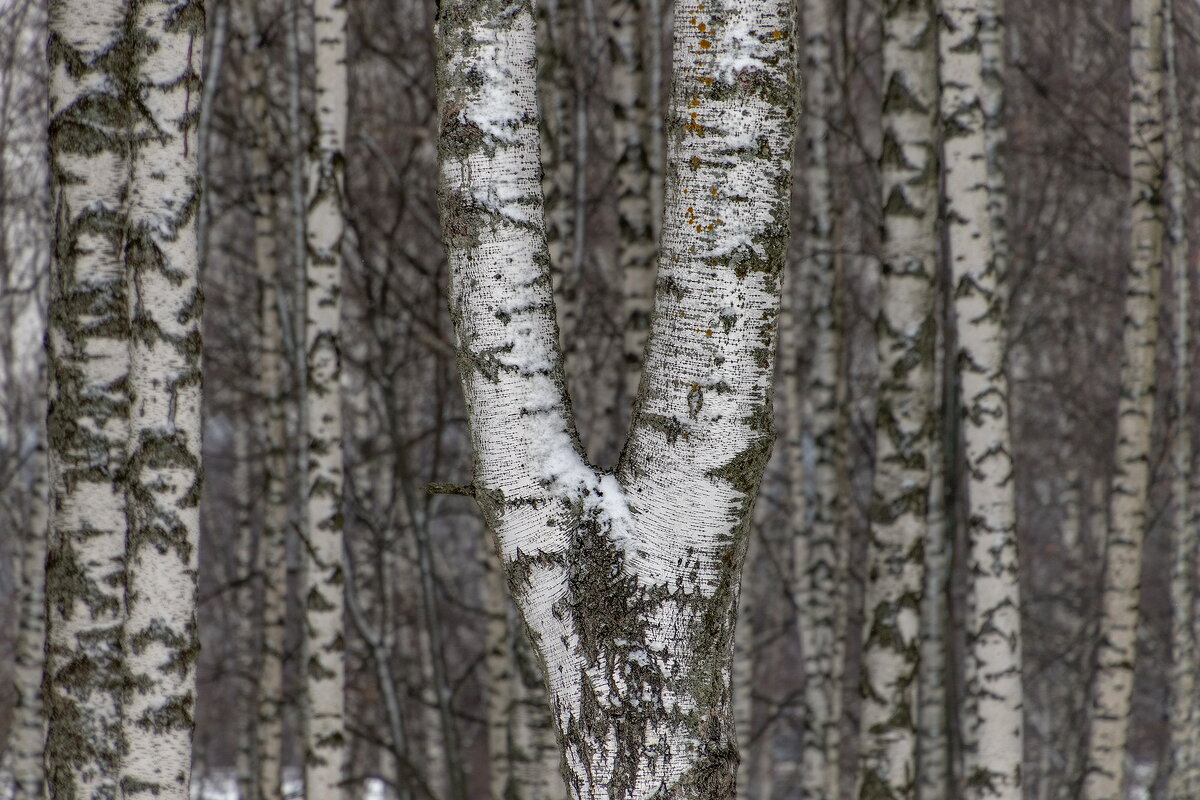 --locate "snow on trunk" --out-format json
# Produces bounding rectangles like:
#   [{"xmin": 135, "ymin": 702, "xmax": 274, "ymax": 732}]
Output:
[
  {"xmin": 1082, "ymin": 0, "xmax": 1165, "ymax": 796},
  {"xmin": 857, "ymin": 0, "xmax": 939, "ymax": 797},
  {"xmin": 436, "ymin": 0, "xmax": 798, "ymax": 795}
]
